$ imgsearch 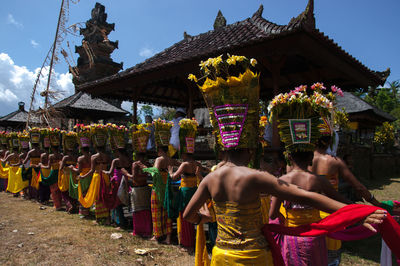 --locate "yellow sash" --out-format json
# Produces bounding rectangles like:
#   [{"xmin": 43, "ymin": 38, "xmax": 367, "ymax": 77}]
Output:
[
  {"xmin": 181, "ymin": 176, "xmax": 197, "ymax": 188},
  {"xmin": 211, "ymin": 246, "xmax": 272, "ymax": 266},
  {"xmin": 78, "ymin": 171, "xmax": 109, "ymax": 209},
  {"xmin": 0, "ymin": 163, "xmax": 9, "ymax": 179},
  {"xmin": 6, "ymin": 166, "xmax": 28, "ymax": 193},
  {"xmin": 58, "ymin": 168, "xmax": 70, "ymax": 192},
  {"xmin": 30, "ymin": 167, "xmax": 40, "ymax": 190}
]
